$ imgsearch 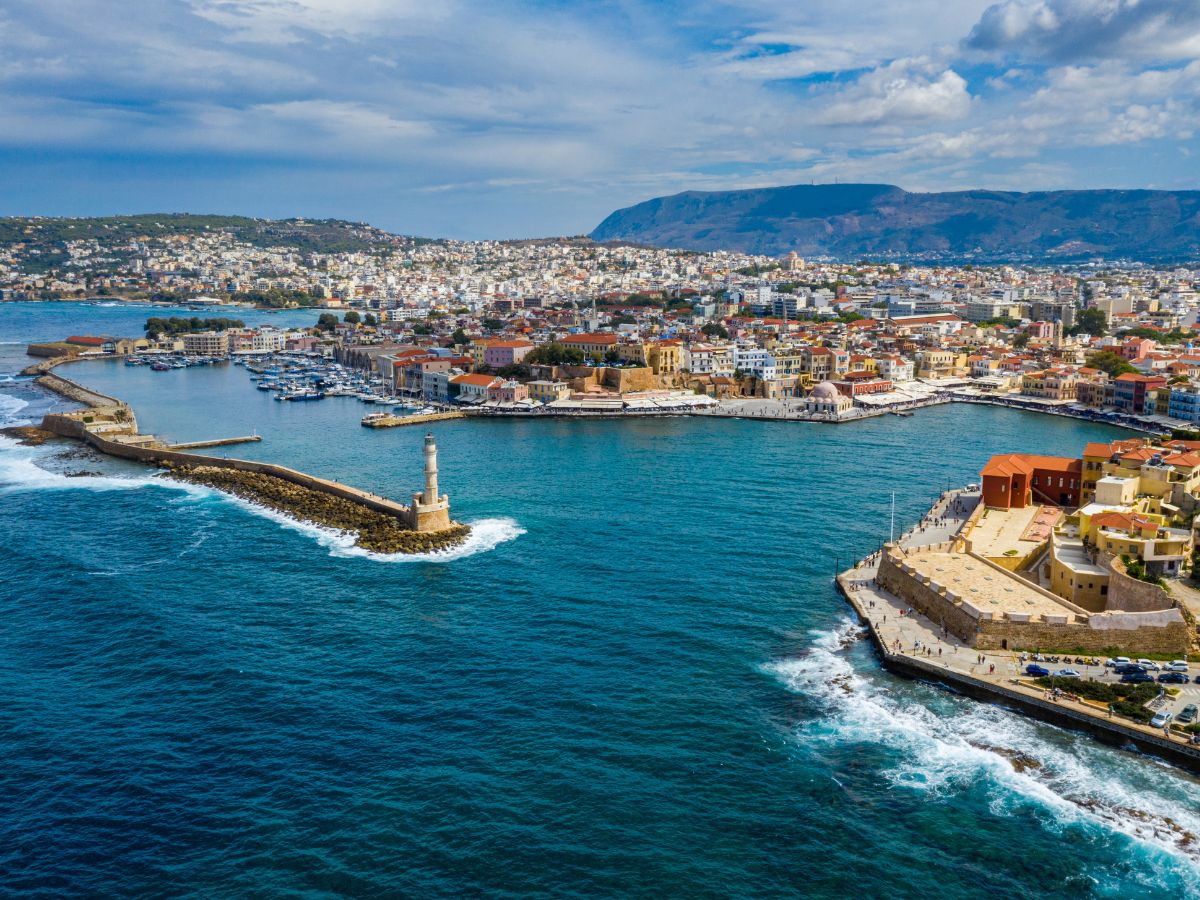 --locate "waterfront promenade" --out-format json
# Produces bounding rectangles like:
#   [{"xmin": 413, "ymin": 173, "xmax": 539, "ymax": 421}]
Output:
[{"xmin": 839, "ymin": 490, "xmax": 1200, "ymax": 772}]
